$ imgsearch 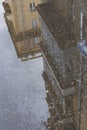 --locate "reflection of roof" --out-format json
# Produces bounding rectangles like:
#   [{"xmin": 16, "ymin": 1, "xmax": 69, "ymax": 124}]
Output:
[
  {"xmin": 37, "ymin": 2, "xmax": 78, "ymax": 50},
  {"xmin": 77, "ymin": 39, "xmax": 87, "ymax": 56}
]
